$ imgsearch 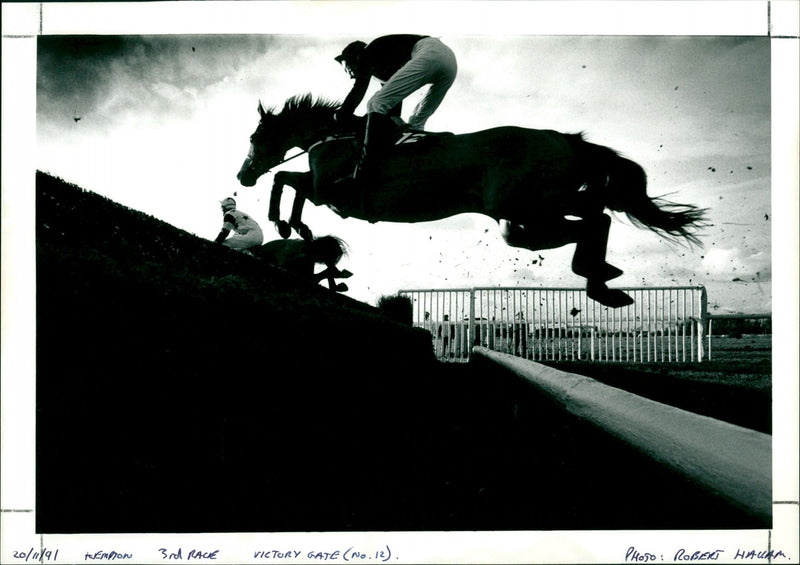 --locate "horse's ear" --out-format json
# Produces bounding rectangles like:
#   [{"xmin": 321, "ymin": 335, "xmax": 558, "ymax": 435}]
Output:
[{"xmin": 258, "ymin": 100, "xmax": 267, "ymax": 118}]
